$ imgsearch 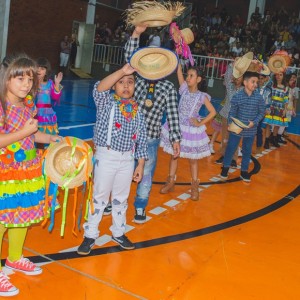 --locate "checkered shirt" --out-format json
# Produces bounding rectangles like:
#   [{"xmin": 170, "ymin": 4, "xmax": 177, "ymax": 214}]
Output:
[
  {"xmin": 124, "ymin": 37, "xmax": 181, "ymax": 142},
  {"xmin": 228, "ymin": 89, "xmax": 266, "ymax": 137},
  {"xmin": 92, "ymin": 83, "xmax": 148, "ymax": 160}
]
